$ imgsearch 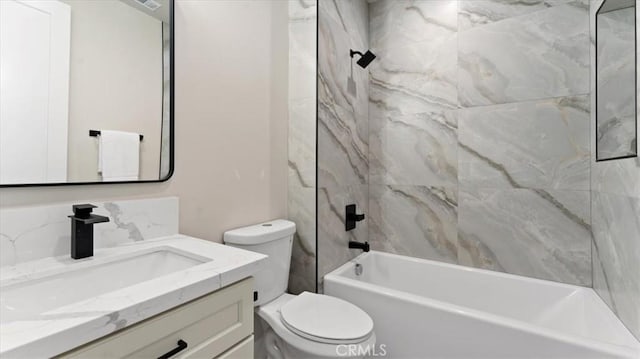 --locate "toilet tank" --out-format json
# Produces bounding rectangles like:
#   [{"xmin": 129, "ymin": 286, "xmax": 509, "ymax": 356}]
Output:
[{"xmin": 224, "ymin": 220, "xmax": 295, "ymax": 306}]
